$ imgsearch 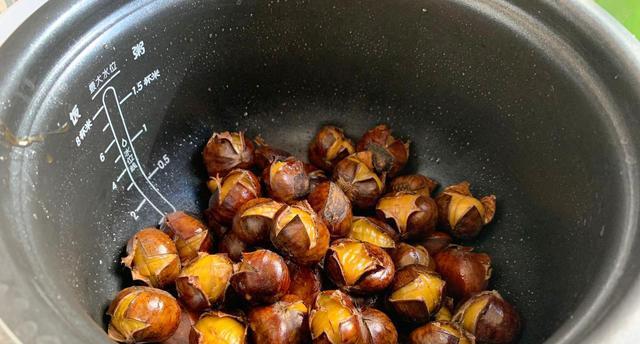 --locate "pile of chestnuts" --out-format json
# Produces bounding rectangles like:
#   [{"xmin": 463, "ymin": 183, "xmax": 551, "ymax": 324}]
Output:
[{"xmin": 105, "ymin": 124, "xmax": 521, "ymax": 344}]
